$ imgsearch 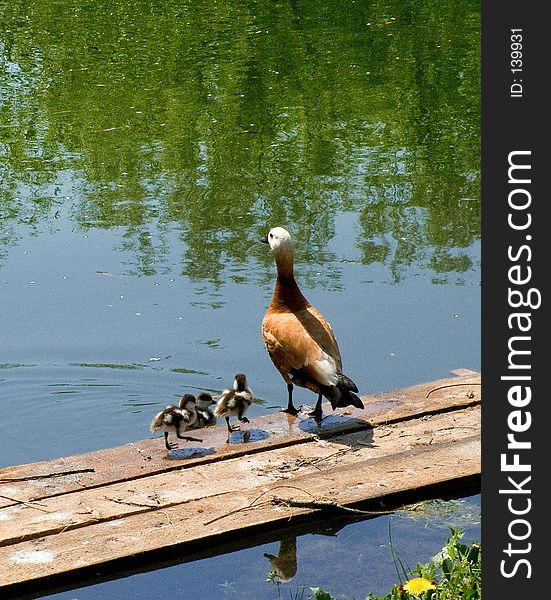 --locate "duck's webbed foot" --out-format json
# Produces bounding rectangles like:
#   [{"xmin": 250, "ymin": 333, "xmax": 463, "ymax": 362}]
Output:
[
  {"xmin": 226, "ymin": 417, "xmax": 239, "ymax": 432},
  {"xmin": 280, "ymin": 382, "xmax": 300, "ymax": 416},
  {"xmin": 281, "ymin": 383, "xmax": 300, "ymax": 416},
  {"xmin": 164, "ymin": 433, "xmax": 177, "ymax": 450},
  {"xmin": 308, "ymin": 394, "xmax": 324, "ymax": 425},
  {"xmin": 307, "ymin": 409, "xmax": 324, "ymax": 426}
]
